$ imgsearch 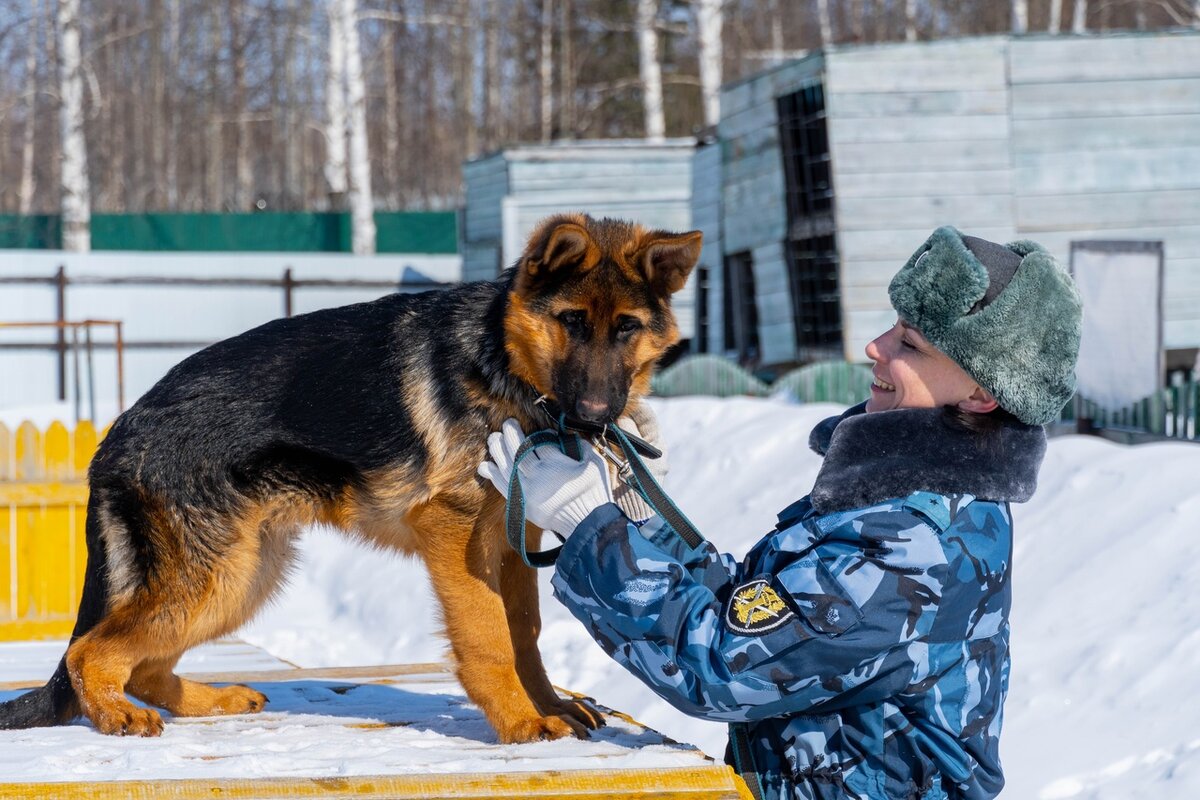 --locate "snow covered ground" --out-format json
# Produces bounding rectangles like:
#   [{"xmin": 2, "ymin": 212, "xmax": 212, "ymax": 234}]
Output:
[{"xmin": 4, "ymin": 395, "xmax": 1199, "ymax": 797}]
